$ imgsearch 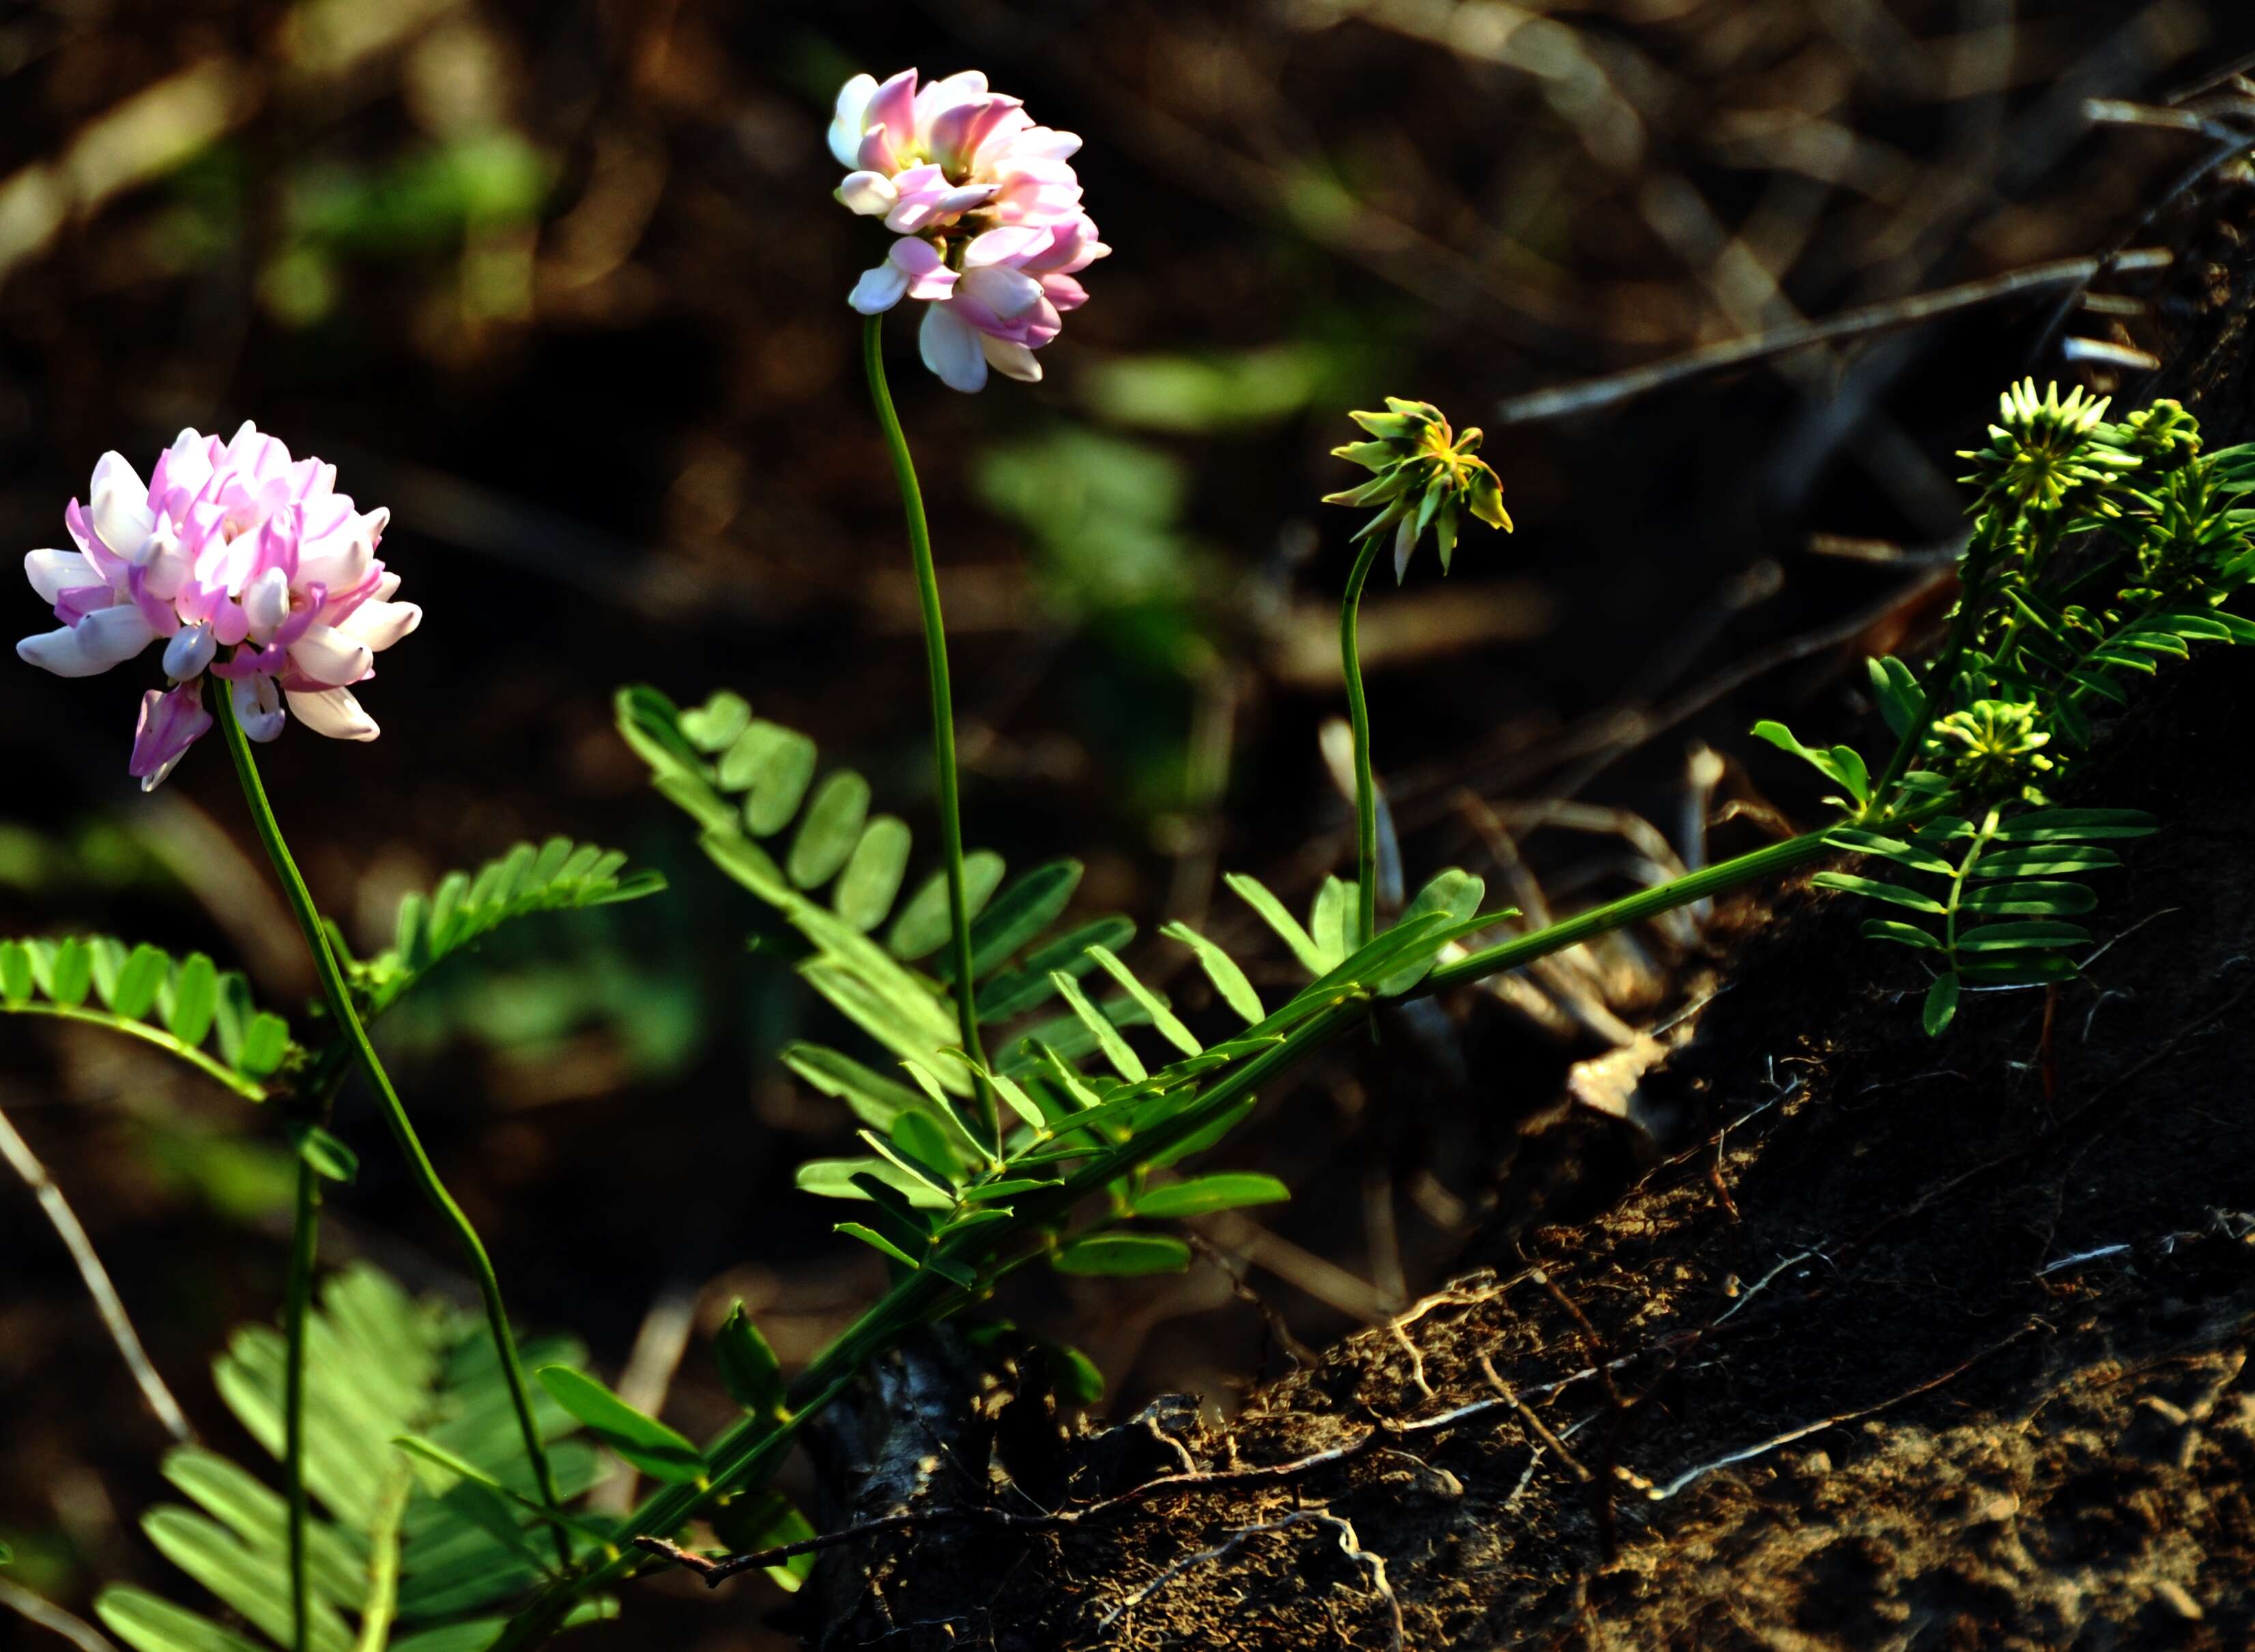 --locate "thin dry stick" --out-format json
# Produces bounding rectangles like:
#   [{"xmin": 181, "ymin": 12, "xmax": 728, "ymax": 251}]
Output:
[
  {"xmin": 0, "ymin": 1578, "xmax": 120, "ymax": 1652},
  {"xmin": 0, "ymin": 1105, "xmax": 194, "ymax": 1445},
  {"xmin": 1495, "ymin": 250, "xmax": 2171, "ymax": 426}
]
